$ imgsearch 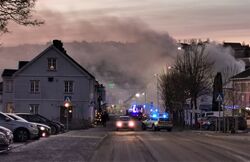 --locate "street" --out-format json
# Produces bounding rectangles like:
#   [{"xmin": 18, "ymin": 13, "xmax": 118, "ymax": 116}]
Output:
[{"xmin": 1, "ymin": 120, "xmax": 250, "ymax": 162}]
